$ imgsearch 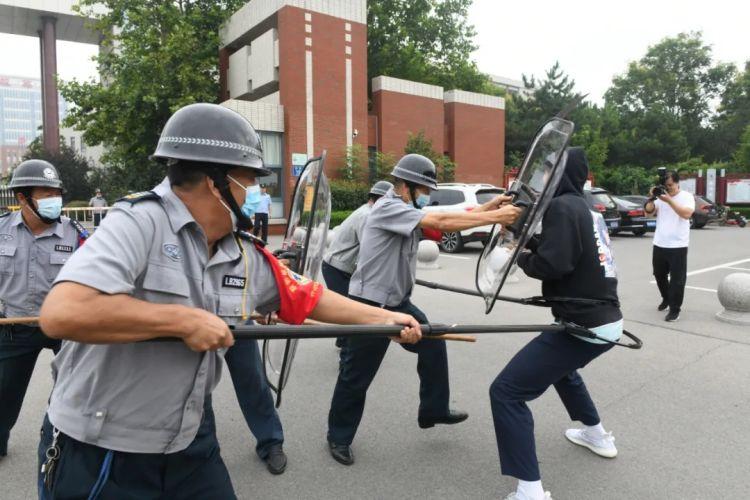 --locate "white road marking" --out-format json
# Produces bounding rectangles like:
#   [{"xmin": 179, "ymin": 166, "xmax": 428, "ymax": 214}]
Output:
[
  {"xmin": 724, "ymin": 266, "xmax": 750, "ymax": 271},
  {"xmin": 685, "ymin": 285, "xmax": 718, "ymax": 293},
  {"xmin": 439, "ymin": 254, "xmax": 472, "ymax": 260},
  {"xmin": 686, "ymin": 257, "xmax": 750, "ymax": 277},
  {"xmin": 649, "ymin": 257, "xmax": 750, "ymax": 284}
]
